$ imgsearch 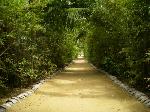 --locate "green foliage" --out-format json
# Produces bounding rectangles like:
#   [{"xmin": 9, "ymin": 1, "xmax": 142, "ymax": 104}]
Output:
[
  {"xmin": 84, "ymin": 0, "xmax": 150, "ymax": 91},
  {"xmin": 0, "ymin": 0, "xmax": 149, "ymax": 95},
  {"xmin": 0, "ymin": 0, "xmax": 79, "ymax": 93}
]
